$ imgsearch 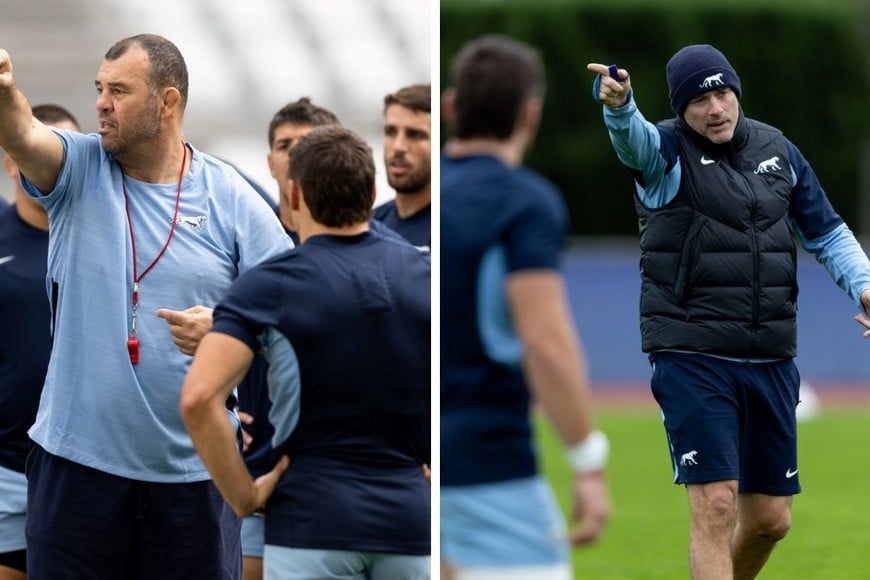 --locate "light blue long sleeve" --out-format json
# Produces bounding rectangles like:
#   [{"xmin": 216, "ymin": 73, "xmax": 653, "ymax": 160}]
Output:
[
  {"xmin": 601, "ymin": 93, "xmax": 681, "ymax": 210},
  {"xmin": 798, "ymin": 223, "xmax": 870, "ymax": 311}
]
